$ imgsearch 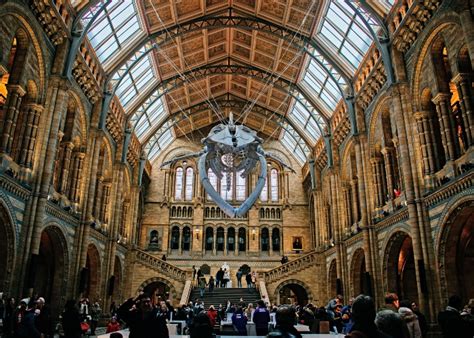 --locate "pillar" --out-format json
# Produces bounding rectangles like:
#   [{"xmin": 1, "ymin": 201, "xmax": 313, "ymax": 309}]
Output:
[
  {"xmin": 433, "ymin": 93, "xmax": 458, "ymax": 161},
  {"xmin": 58, "ymin": 142, "xmax": 74, "ymax": 195},
  {"xmin": 1, "ymin": 84, "xmax": 25, "ymax": 153},
  {"xmin": 453, "ymin": 73, "xmax": 474, "ymax": 147}
]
